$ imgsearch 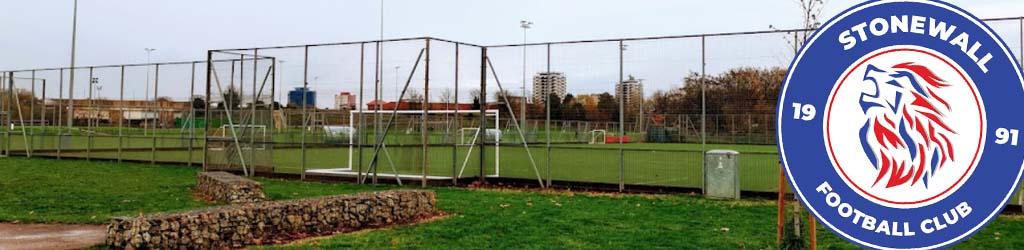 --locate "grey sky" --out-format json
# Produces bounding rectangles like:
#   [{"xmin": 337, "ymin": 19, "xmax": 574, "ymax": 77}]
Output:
[{"xmin": 2, "ymin": 0, "xmax": 1023, "ymax": 107}]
